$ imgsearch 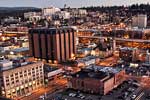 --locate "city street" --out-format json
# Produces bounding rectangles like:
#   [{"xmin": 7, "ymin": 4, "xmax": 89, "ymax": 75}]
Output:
[{"xmin": 15, "ymin": 78, "xmax": 67, "ymax": 100}]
